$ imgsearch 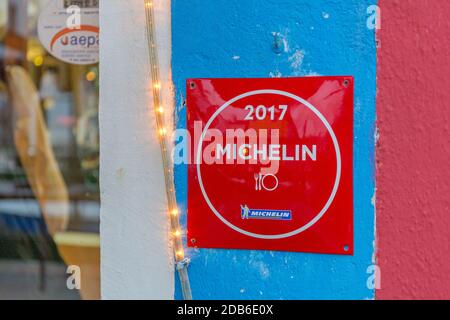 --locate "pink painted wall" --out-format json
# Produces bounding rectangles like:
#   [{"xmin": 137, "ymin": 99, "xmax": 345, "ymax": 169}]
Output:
[{"xmin": 377, "ymin": 0, "xmax": 450, "ymax": 299}]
